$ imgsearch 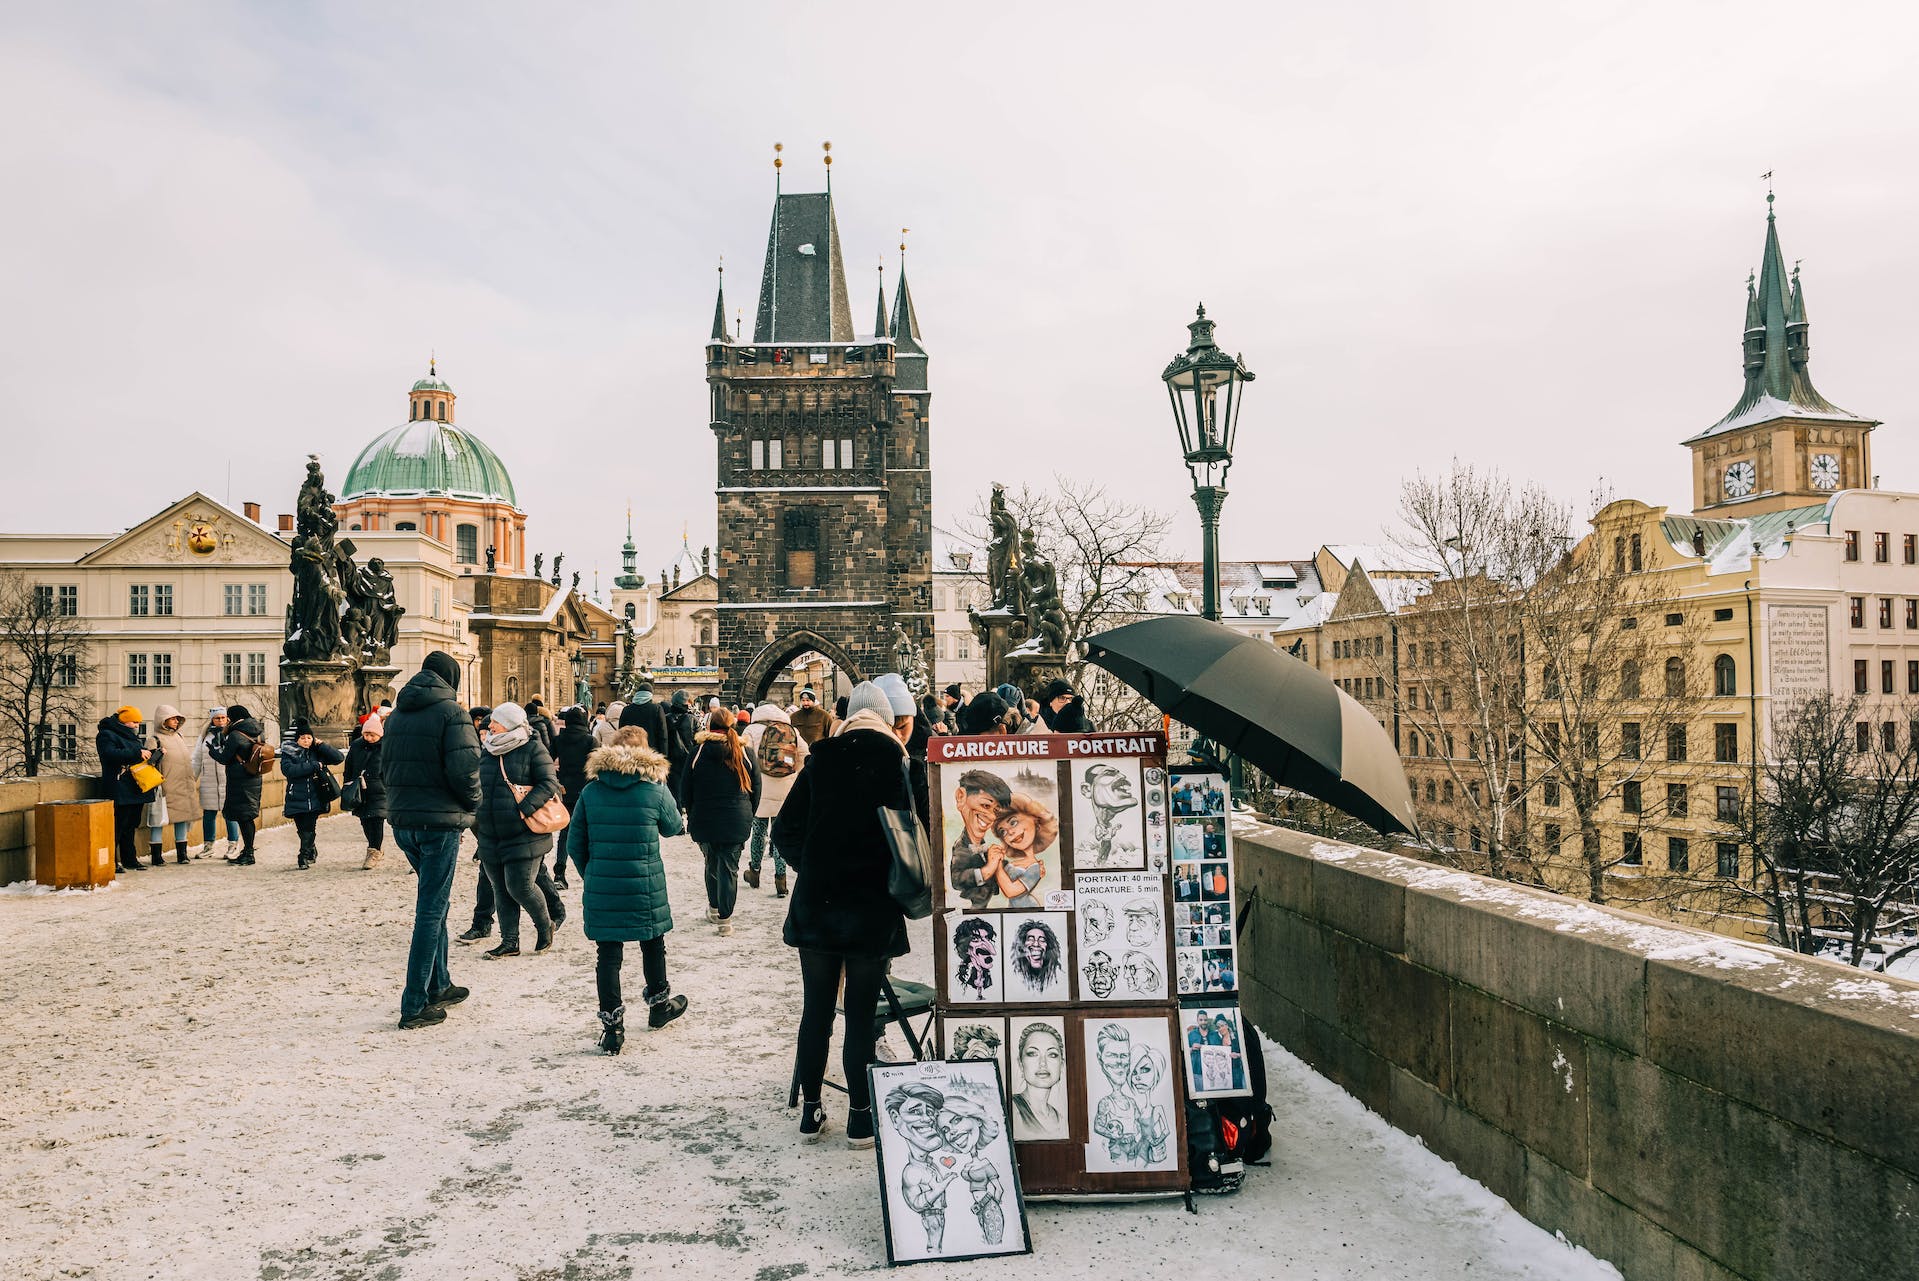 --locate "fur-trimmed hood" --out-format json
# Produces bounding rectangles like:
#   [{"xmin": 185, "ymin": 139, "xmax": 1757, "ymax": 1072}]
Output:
[
  {"xmin": 694, "ymin": 729, "xmax": 735, "ymax": 744},
  {"xmin": 585, "ymin": 743, "xmax": 670, "ymax": 783}
]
